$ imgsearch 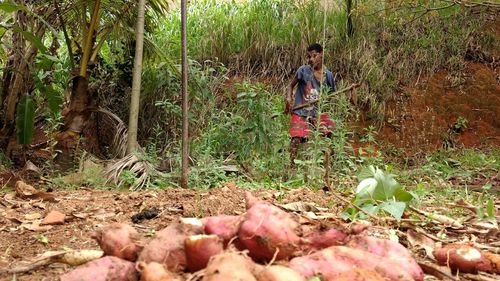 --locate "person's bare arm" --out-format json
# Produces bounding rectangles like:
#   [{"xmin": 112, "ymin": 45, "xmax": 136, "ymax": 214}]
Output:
[{"xmin": 285, "ymin": 76, "xmax": 298, "ymax": 114}]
